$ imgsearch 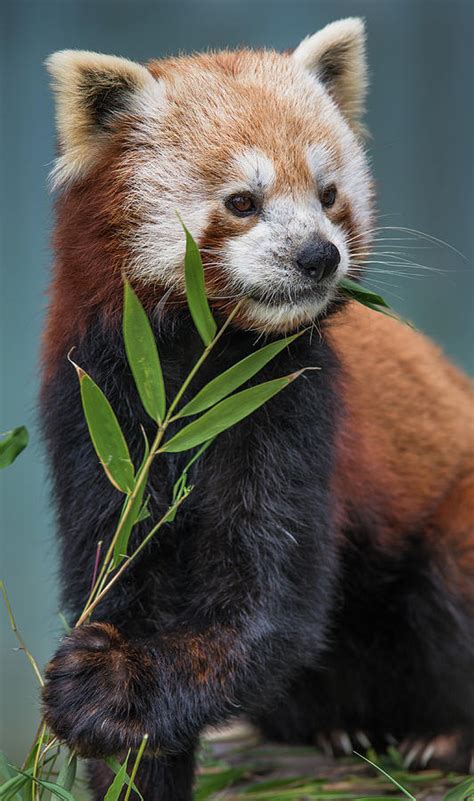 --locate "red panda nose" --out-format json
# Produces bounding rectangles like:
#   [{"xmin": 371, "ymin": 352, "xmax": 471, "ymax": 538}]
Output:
[{"xmin": 295, "ymin": 239, "xmax": 340, "ymax": 281}]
